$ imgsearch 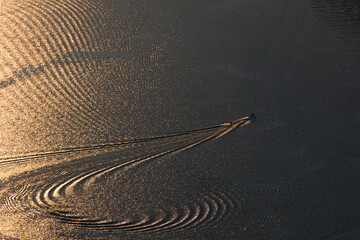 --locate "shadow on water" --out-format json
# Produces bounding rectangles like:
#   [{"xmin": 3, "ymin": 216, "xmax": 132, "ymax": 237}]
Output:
[{"xmin": 0, "ymin": 51, "xmax": 133, "ymax": 88}]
